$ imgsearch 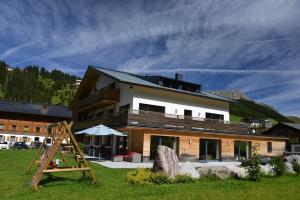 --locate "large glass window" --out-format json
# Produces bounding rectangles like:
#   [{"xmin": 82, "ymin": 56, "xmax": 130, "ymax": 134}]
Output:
[
  {"xmin": 0, "ymin": 124, "xmax": 4, "ymax": 130},
  {"xmin": 150, "ymin": 136, "xmax": 179, "ymax": 159},
  {"xmin": 139, "ymin": 103, "xmax": 165, "ymax": 113},
  {"xmin": 200, "ymin": 139, "xmax": 221, "ymax": 161},
  {"xmin": 205, "ymin": 113, "xmax": 224, "ymax": 120},
  {"xmin": 0, "ymin": 135, "xmax": 3, "ymax": 142},
  {"xmin": 234, "ymin": 141, "xmax": 251, "ymax": 161}
]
